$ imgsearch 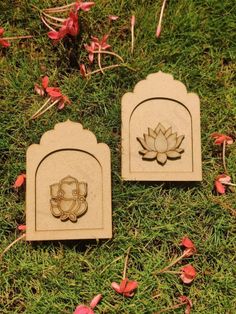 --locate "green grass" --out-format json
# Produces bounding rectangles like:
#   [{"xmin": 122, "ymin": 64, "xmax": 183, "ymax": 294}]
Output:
[{"xmin": 0, "ymin": 0, "xmax": 236, "ymax": 313}]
